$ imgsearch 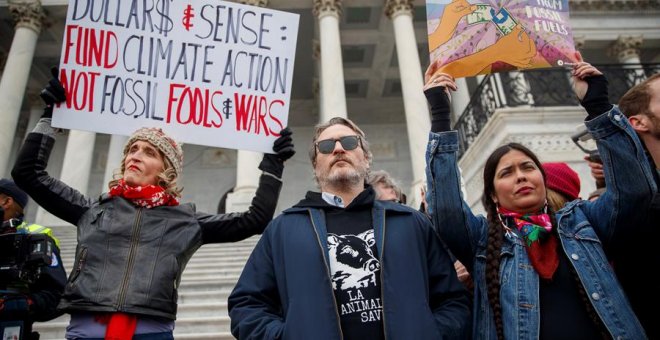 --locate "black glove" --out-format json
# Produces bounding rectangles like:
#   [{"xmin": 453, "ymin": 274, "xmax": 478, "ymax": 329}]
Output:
[
  {"xmin": 40, "ymin": 67, "xmax": 66, "ymax": 119},
  {"xmin": 579, "ymin": 74, "xmax": 612, "ymax": 120},
  {"xmin": 424, "ymin": 86, "xmax": 452, "ymax": 133},
  {"xmin": 0, "ymin": 294, "xmax": 32, "ymax": 319},
  {"xmin": 259, "ymin": 128, "xmax": 295, "ymax": 178}
]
